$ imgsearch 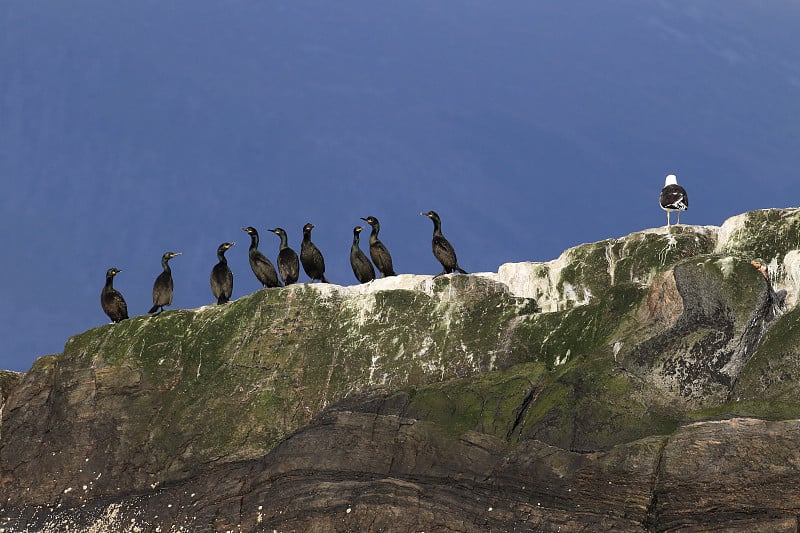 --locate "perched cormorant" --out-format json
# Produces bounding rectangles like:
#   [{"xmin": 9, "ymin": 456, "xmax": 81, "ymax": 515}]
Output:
[
  {"xmin": 149, "ymin": 251, "xmax": 181, "ymax": 314},
  {"xmin": 659, "ymin": 174, "xmax": 689, "ymax": 226},
  {"xmin": 360, "ymin": 215, "xmax": 396, "ymax": 277},
  {"xmin": 101, "ymin": 267, "xmax": 128, "ymax": 323},
  {"xmin": 350, "ymin": 226, "xmax": 376, "ymax": 283},
  {"xmin": 268, "ymin": 227, "xmax": 299, "ymax": 285},
  {"xmin": 300, "ymin": 223, "xmax": 330, "ymax": 283},
  {"xmin": 421, "ymin": 211, "xmax": 468, "ymax": 277},
  {"xmin": 242, "ymin": 226, "xmax": 282, "ymax": 288},
  {"xmin": 210, "ymin": 242, "xmax": 235, "ymax": 304}
]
